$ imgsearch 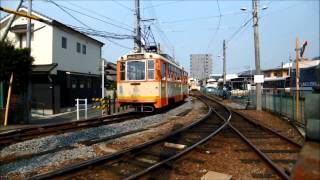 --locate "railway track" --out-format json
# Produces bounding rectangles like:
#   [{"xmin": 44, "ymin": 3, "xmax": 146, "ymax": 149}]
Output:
[
  {"xmin": 2, "ymin": 93, "xmax": 302, "ymax": 179},
  {"xmin": 228, "ymin": 112, "xmax": 302, "ymax": 180},
  {"xmin": 0, "ymin": 112, "xmax": 148, "ymax": 147},
  {"xmin": 204, "ymin": 94, "xmax": 302, "ymax": 179},
  {"xmin": 21, "ymin": 95, "xmax": 231, "ymax": 179}
]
